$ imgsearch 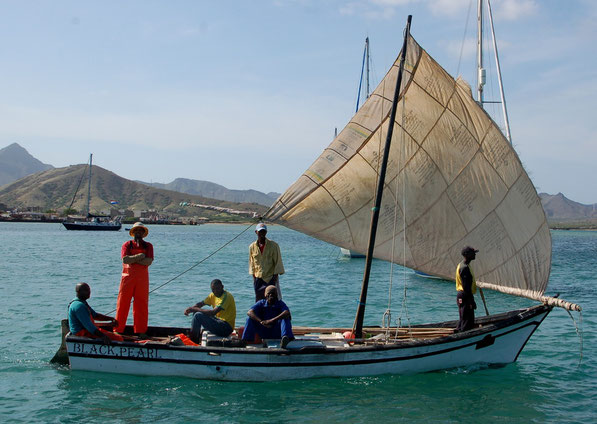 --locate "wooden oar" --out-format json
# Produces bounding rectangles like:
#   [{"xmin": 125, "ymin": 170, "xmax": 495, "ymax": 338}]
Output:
[
  {"xmin": 479, "ymin": 288, "xmax": 490, "ymax": 316},
  {"xmin": 50, "ymin": 319, "xmax": 70, "ymax": 365}
]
